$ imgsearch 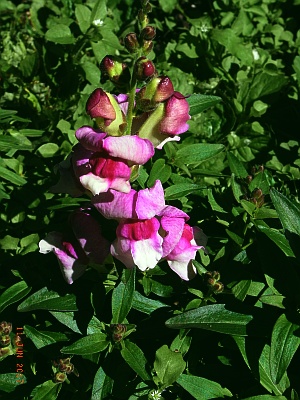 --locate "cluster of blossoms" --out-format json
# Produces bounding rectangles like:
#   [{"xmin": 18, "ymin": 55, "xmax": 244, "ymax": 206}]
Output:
[{"xmin": 39, "ymin": 0, "xmax": 207, "ymax": 284}]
